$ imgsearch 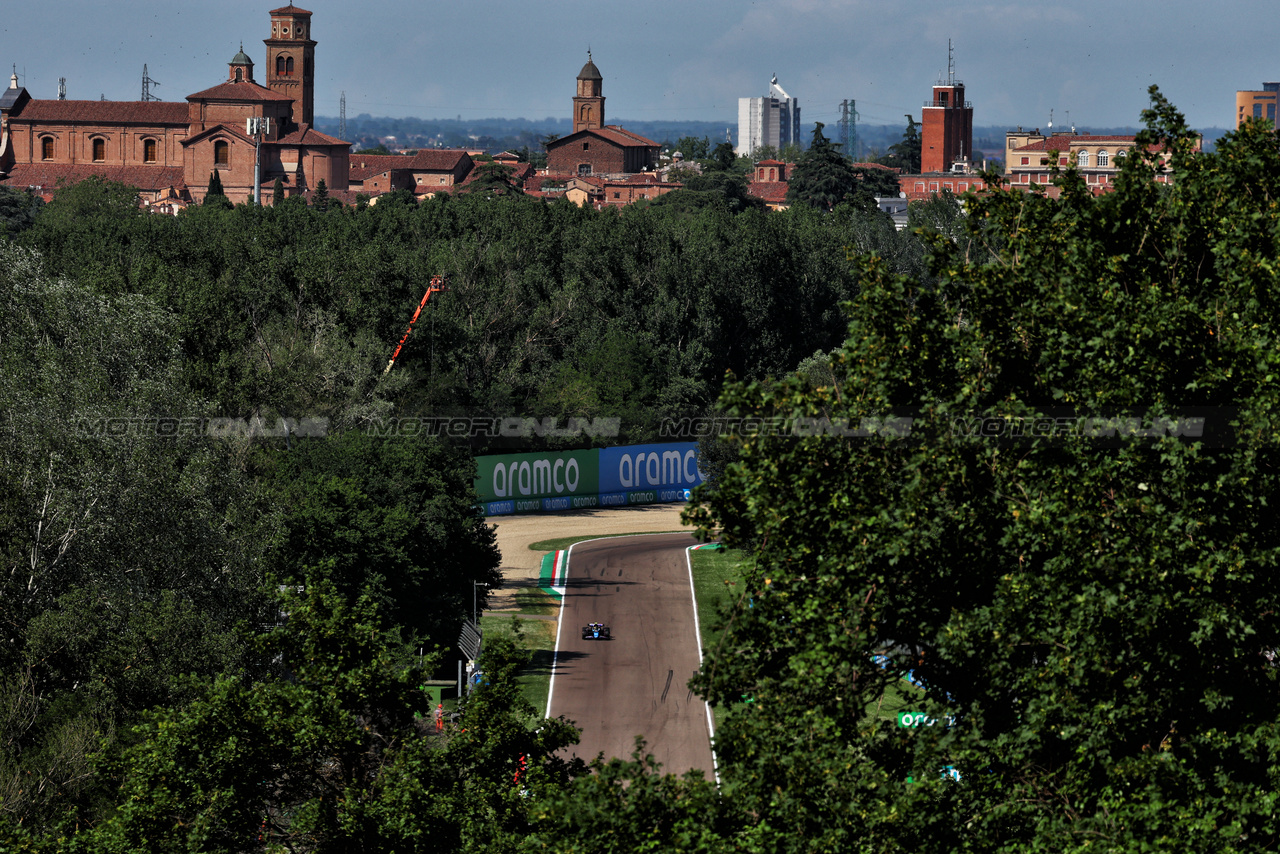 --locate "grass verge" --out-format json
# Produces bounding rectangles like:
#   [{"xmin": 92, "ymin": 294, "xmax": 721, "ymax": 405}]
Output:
[
  {"xmin": 687, "ymin": 547, "xmax": 929, "ymax": 732},
  {"xmin": 479, "ymin": 613, "xmax": 558, "ymax": 716}
]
